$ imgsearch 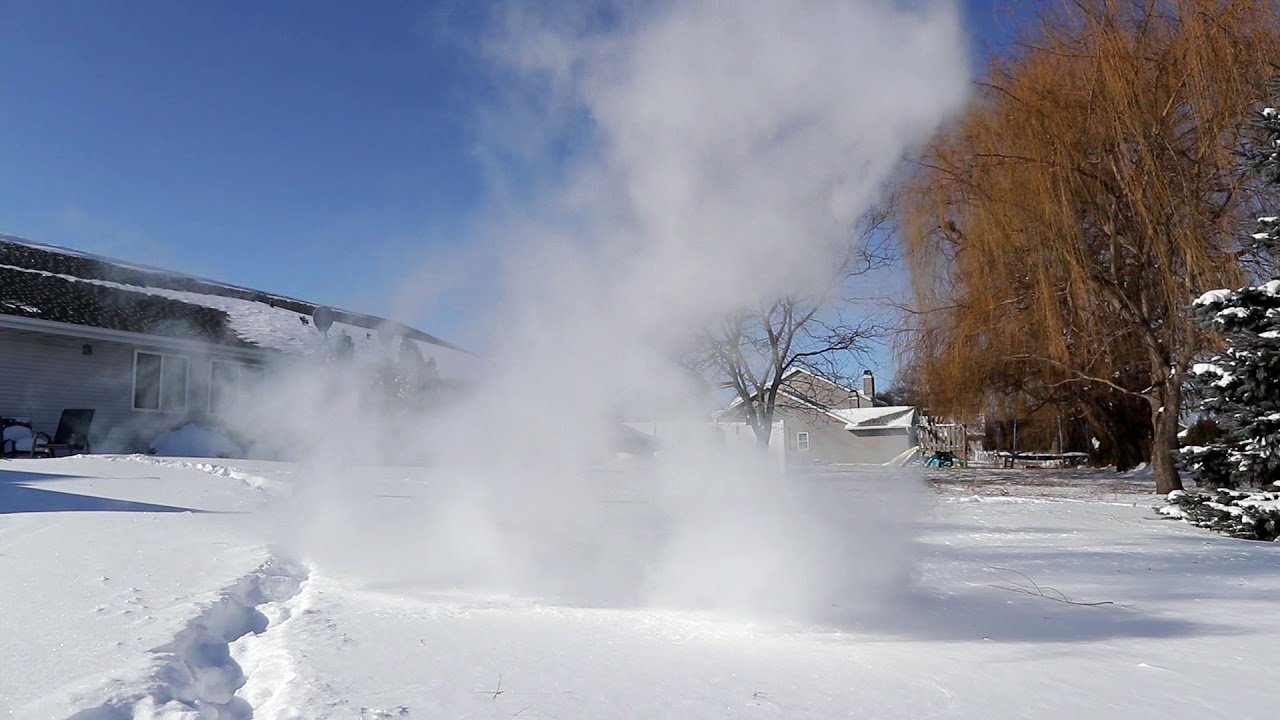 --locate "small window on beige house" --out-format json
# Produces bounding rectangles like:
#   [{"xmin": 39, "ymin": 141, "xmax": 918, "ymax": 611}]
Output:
[{"xmin": 797, "ymin": 431, "xmax": 810, "ymax": 451}]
